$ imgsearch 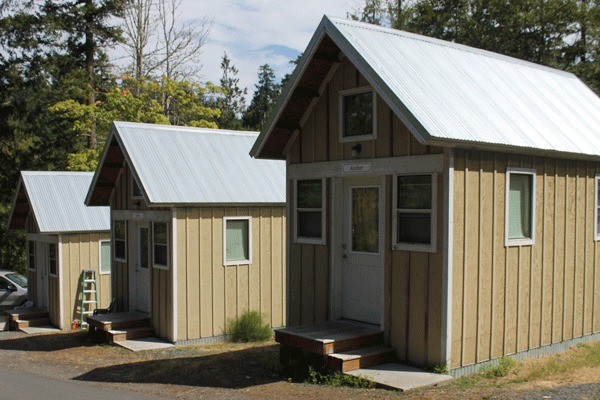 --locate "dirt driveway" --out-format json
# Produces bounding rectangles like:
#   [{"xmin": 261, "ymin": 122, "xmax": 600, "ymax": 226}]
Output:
[{"xmin": 0, "ymin": 330, "xmax": 598, "ymax": 399}]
